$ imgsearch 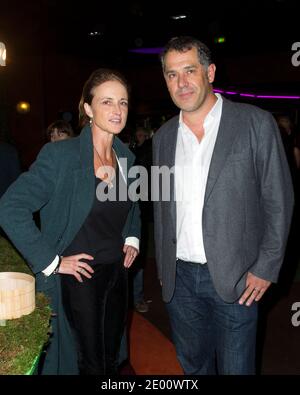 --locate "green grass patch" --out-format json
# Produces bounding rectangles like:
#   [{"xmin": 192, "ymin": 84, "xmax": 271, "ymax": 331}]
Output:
[{"xmin": 0, "ymin": 237, "xmax": 33, "ymax": 274}]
